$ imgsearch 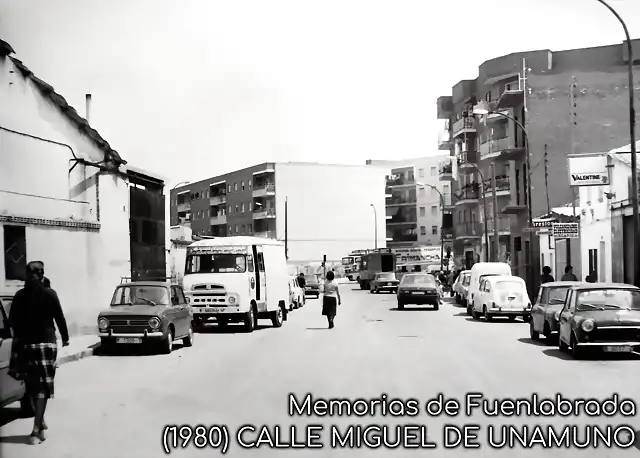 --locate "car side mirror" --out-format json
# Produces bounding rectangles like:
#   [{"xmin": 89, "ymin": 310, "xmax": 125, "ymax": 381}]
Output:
[{"xmin": 185, "ymin": 297, "xmax": 190, "ymax": 304}]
